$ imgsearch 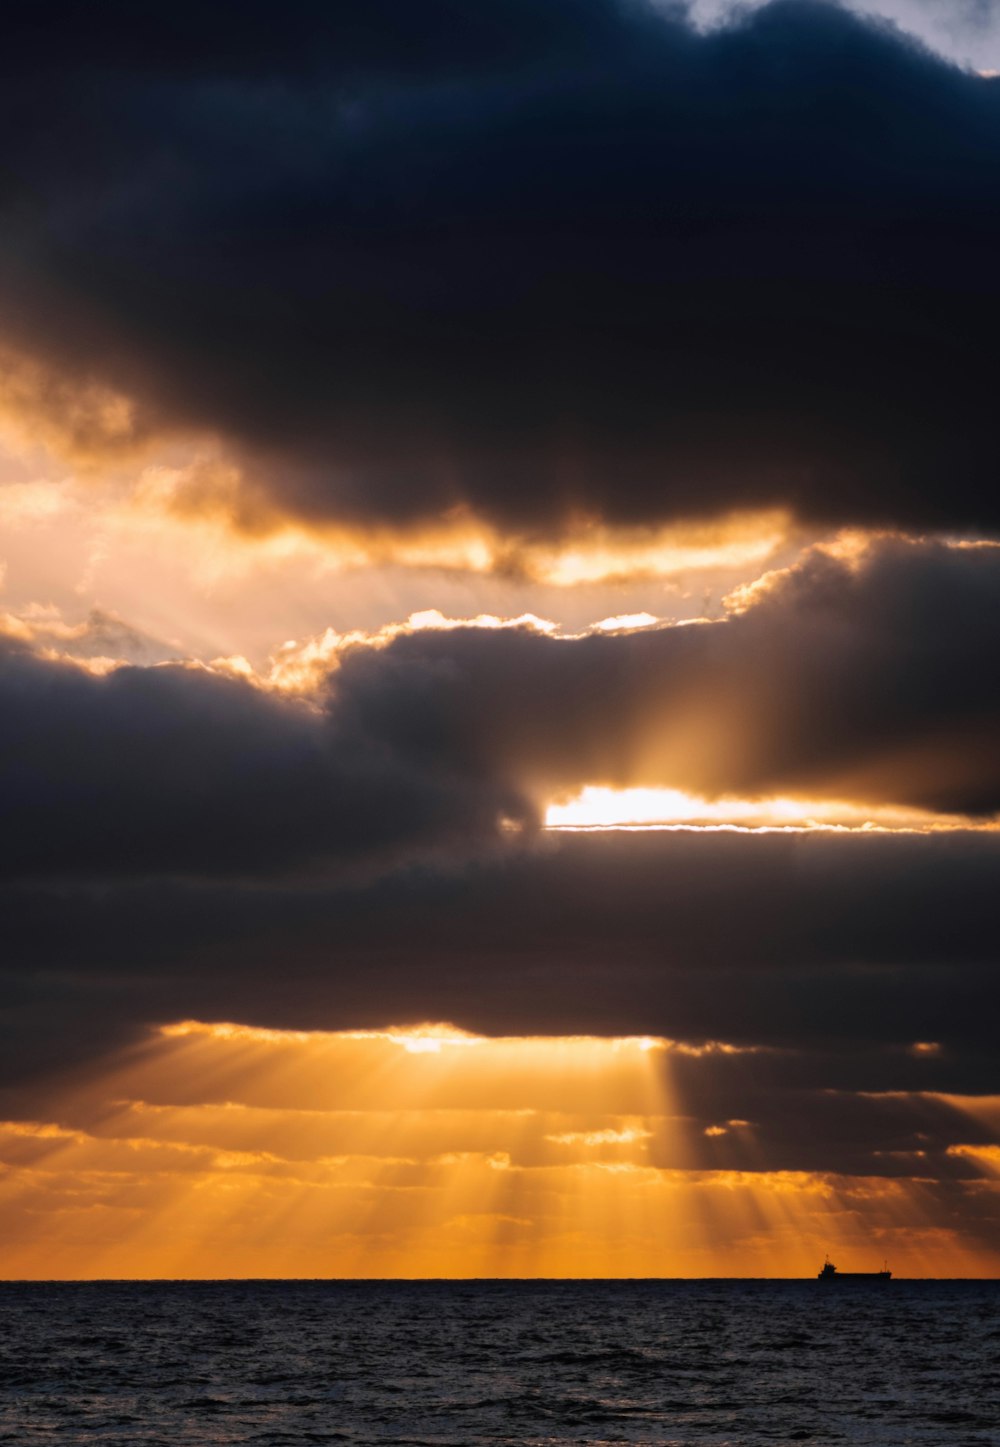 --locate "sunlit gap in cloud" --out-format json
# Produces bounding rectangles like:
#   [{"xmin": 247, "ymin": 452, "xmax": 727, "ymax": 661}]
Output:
[
  {"xmin": 1, "ymin": 1023, "xmax": 995, "ymax": 1279},
  {"xmin": 0, "ymin": 380, "xmax": 791, "ymax": 590},
  {"xmin": 0, "ymin": 414, "xmax": 801, "ymax": 666},
  {"xmin": 931, "ymin": 1095, "xmax": 1000, "ymax": 1178},
  {"xmin": 0, "ymin": 447, "xmax": 791, "ymax": 589},
  {"xmin": 546, "ymin": 786, "xmax": 1000, "ymax": 834}
]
